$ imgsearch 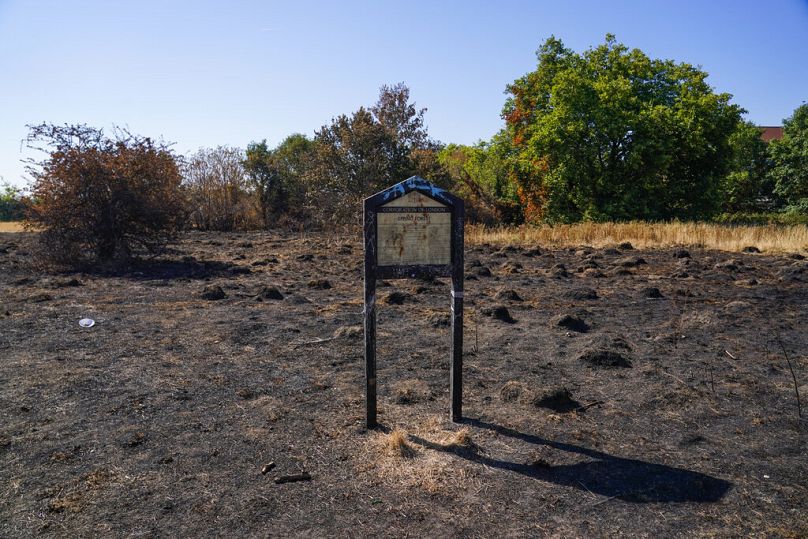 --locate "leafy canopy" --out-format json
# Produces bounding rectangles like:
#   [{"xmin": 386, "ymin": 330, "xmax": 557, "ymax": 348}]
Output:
[
  {"xmin": 768, "ymin": 103, "xmax": 808, "ymax": 213},
  {"xmin": 503, "ymin": 35, "xmax": 744, "ymax": 222}
]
